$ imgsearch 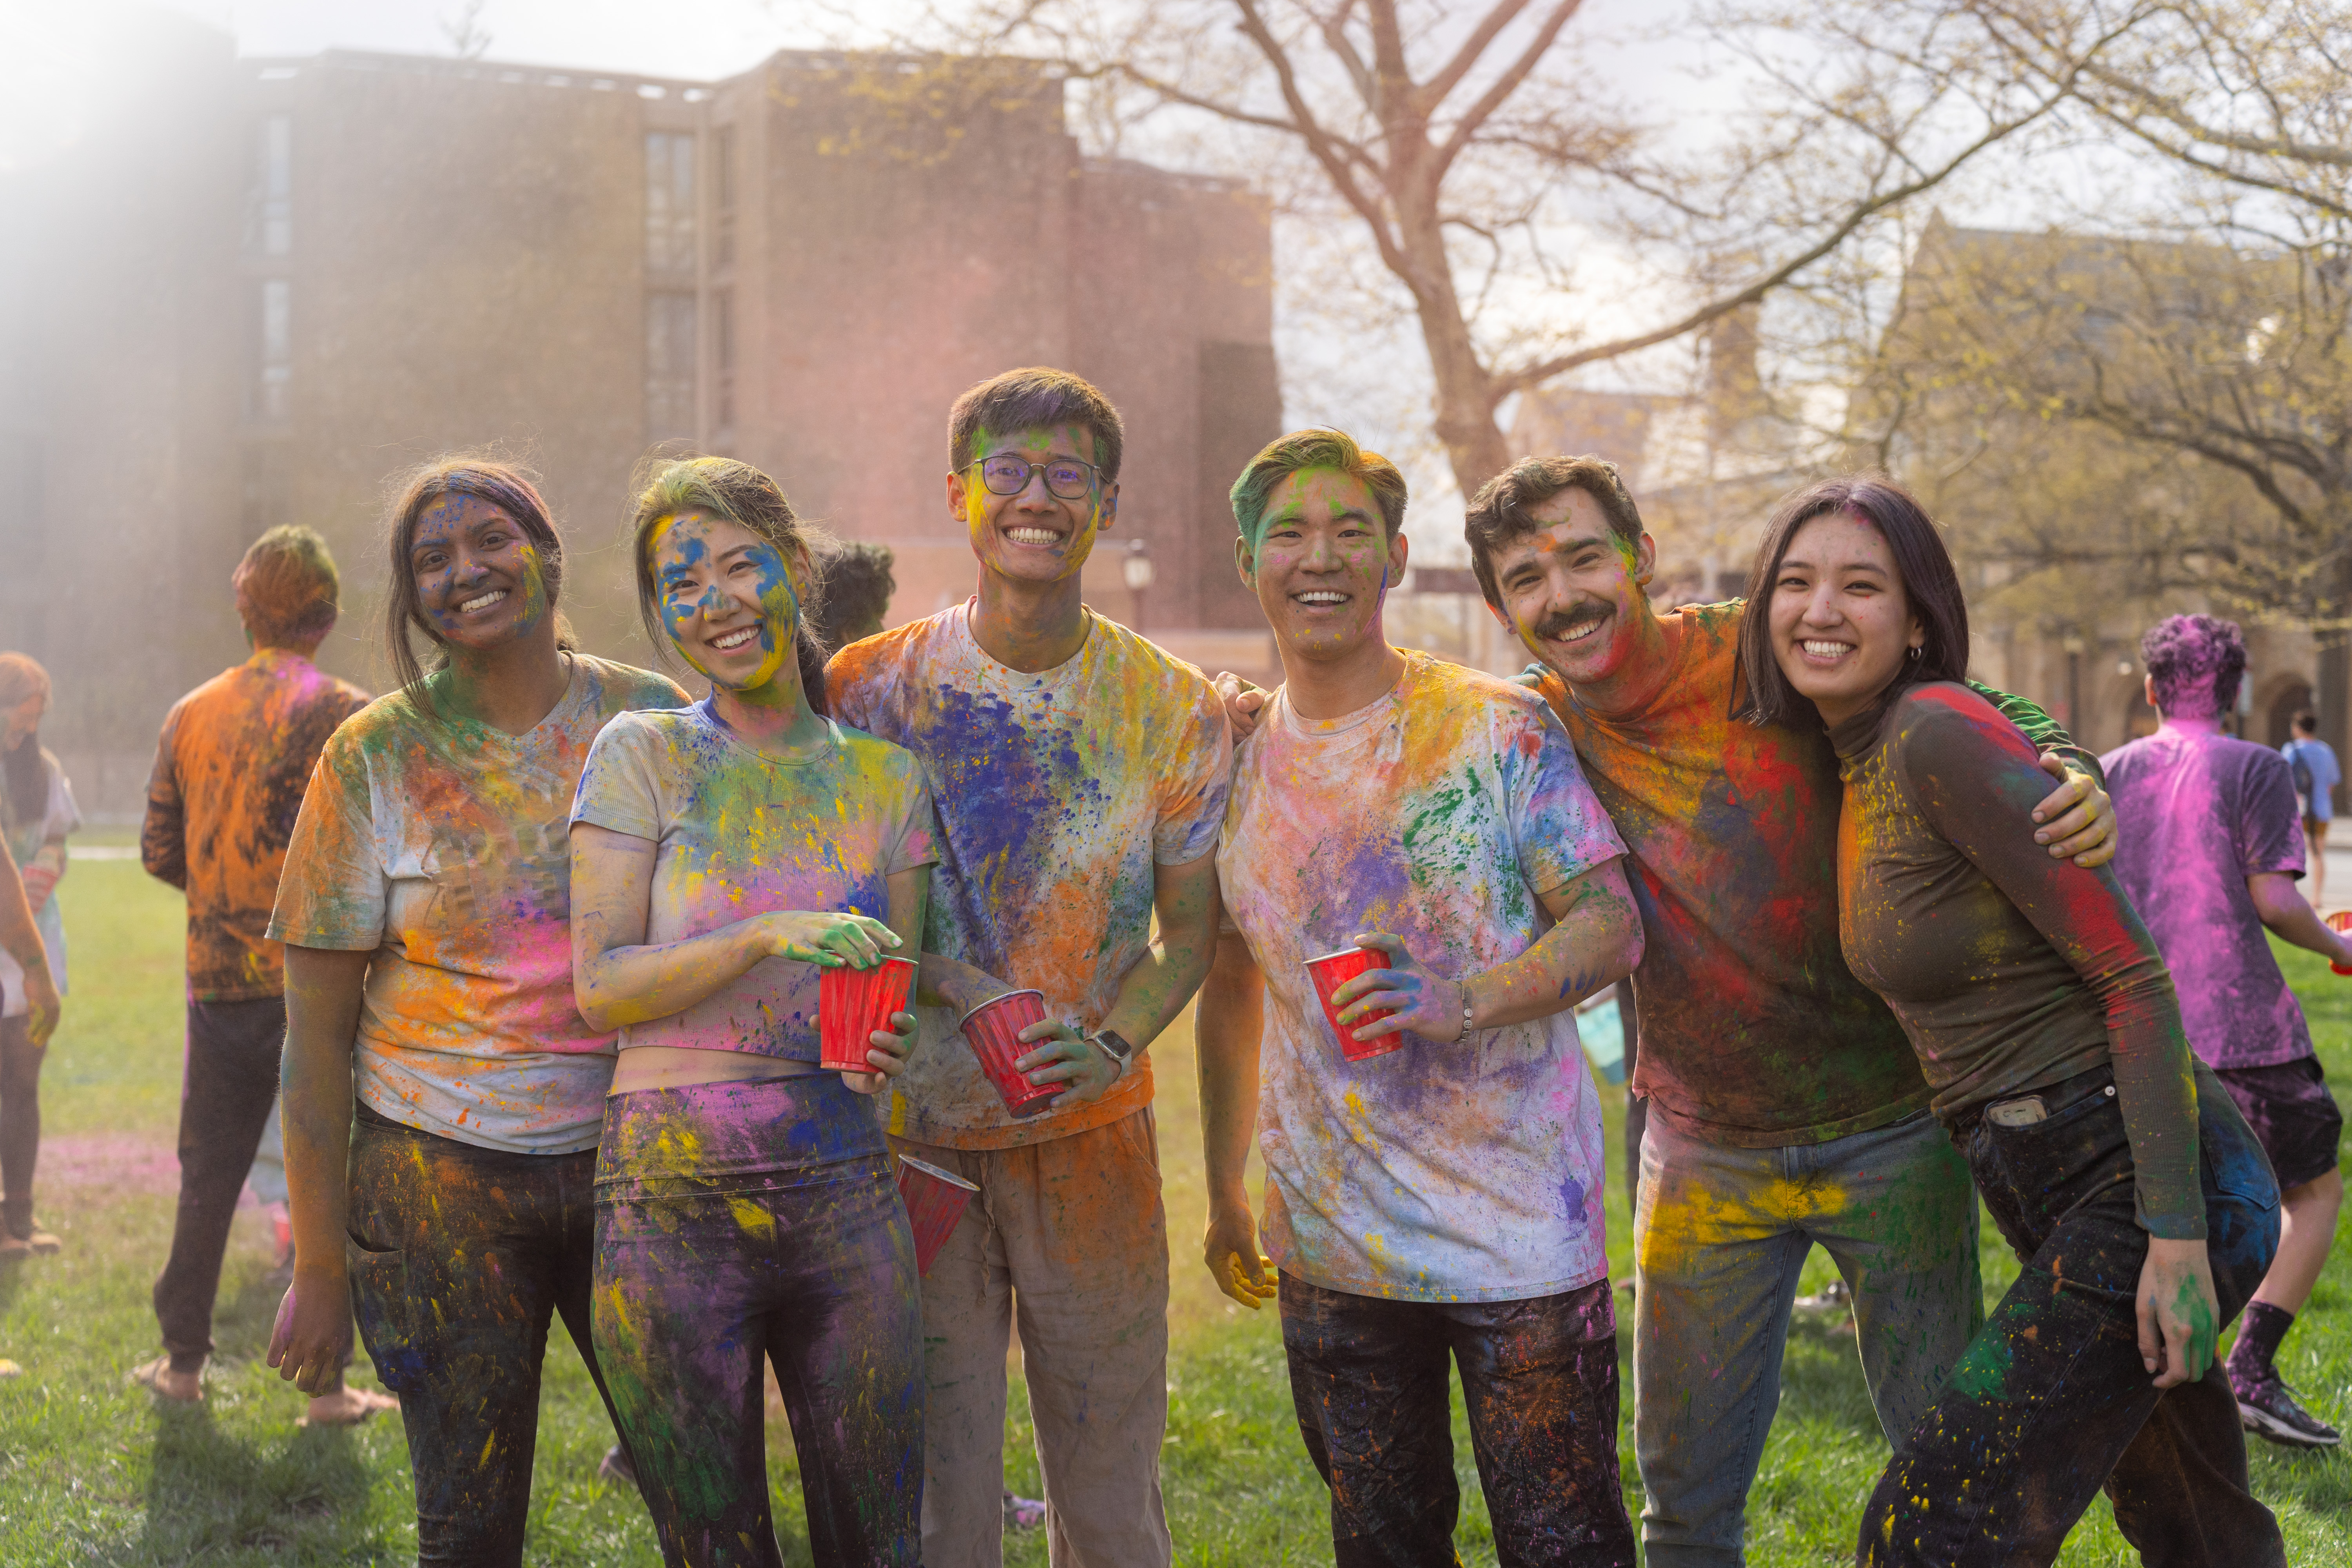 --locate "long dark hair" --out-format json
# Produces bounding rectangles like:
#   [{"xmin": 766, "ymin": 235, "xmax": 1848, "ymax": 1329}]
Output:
[
  {"xmin": 628, "ymin": 456, "xmax": 831, "ymax": 717},
  {"xmin": 0, "ymin": 653, "xmax": 49, "ymax": 829},
  {"xmin": 382, "ymin": 457, "xmax": 575, "ymax": 717},
  {"xmin": 1735, "ymin": 473, "xmax": 1970, "ymax": 732}
]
